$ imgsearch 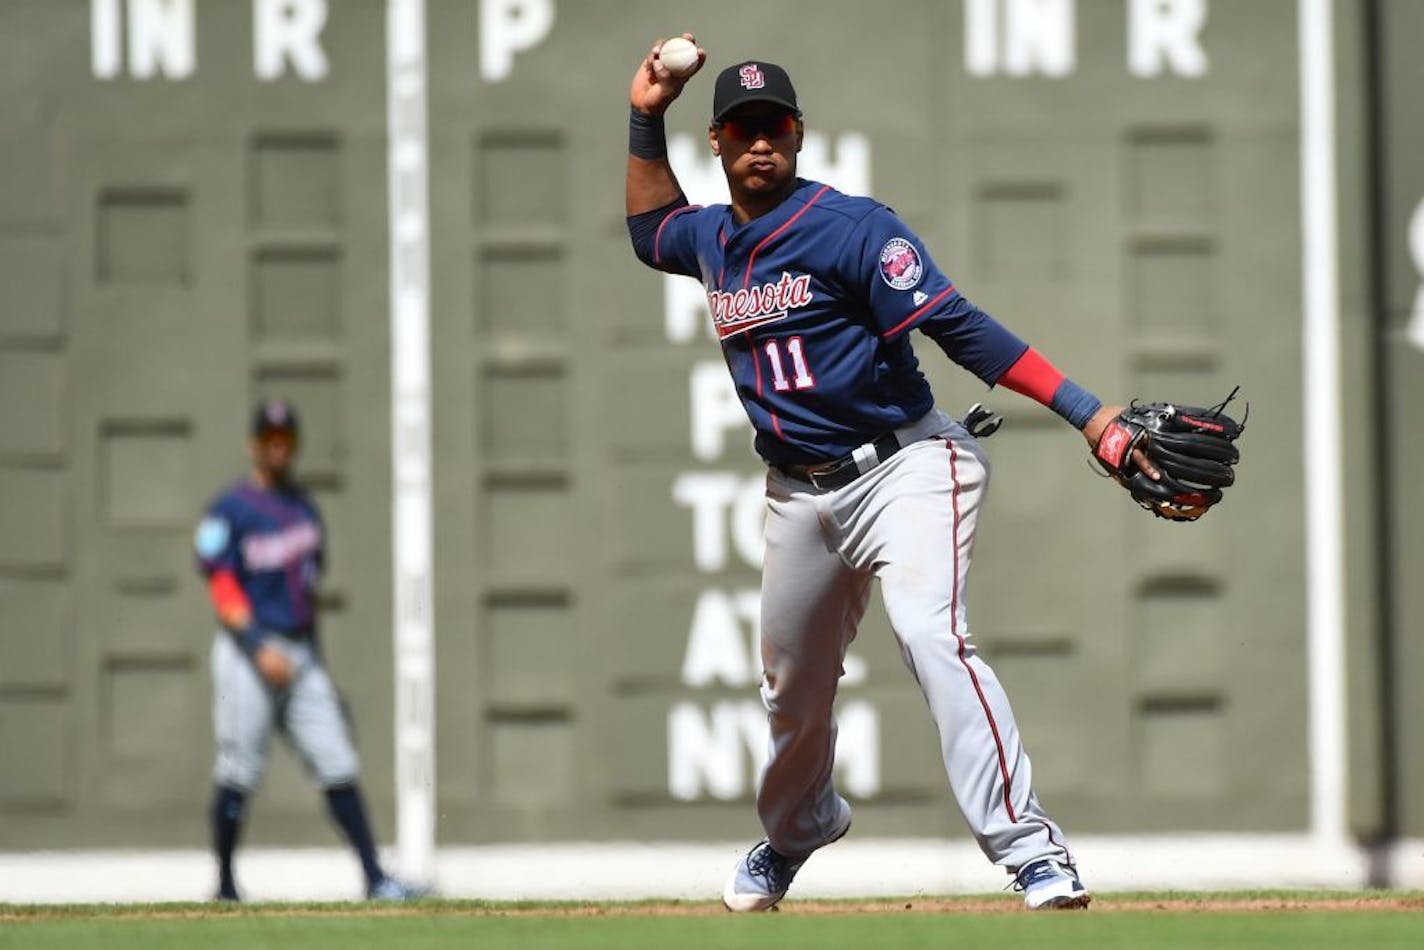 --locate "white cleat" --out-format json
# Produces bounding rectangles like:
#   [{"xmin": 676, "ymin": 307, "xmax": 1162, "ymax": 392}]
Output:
[
  {"xmin": 722, "ymin": 799, "xmax": 852, "ymax": 912},
  {"xmin": 367, "ymin": 875, "xmax": 431, "ymax": 901},
  {"xmin": 1016, "ymin": 858, "xmax": 1091, "ymax": 910},
  {"xmin": 722, "ymin": 840, "xmax": 807, "ymax": 912}
]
